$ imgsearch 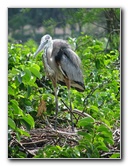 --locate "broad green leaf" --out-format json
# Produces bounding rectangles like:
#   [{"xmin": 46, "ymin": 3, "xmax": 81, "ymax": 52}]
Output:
[
  {"xmin": 21, "ymin": 114, "xmax": 35, "ymax": 129},
  {"xmin": 8, "ymin": 117, "xmax": 16, "ymax": 130},
  {"xmin": 11, "ymin": 68, "xmax": 20, "ymax": 75},
  {"xmin": 96, "ymin": 138, "xmax": 109, "ymax": 152},
  {"xmin": 78, "ymin": 131, "xmax": 92, "ymax": 140},
  {"xmin": 90, "ymin": 105, "xmax": 99, "ymax": 112},
  {"xmin": 22, "ymin": 68, "xmax": 31, "ymax": 83},
  {"xmin": 95, "ymin": 59, "xmax": 100, "ymax": 69},
  {"xmin": 97, "ymin": 144, "xmax": 109, "ymax": 151},
  {"xmin": 10, "ymin": 100, "xmax": 24, "ymax": 116},
  {"xmin": 97, "ymin": 124, "xmax": 111, "ymax": 134},
  {"xmin": 96, "ymin": 125, "xmax": 113, "ymax": 145},
  {"xmin": 74, "ymin": 147, "xmax": 80, "ymax": 157},
  {"xmin": 8, "ymin": 86, "xmax": 14, "ymax": 95},
  {"xmin": 16, "ymin": 131, "xmax": 21, "ymax": 141},
  {"xmin": 104, "ymin": 137, "xmax": 114, "ymax": 145},
  {"xmin": 30, "ymin": 66, "xmax": 41, "ymax": 78},
  {"xmin": 23, "ymin": 99, "xmax": 32, "ymax": 106},
  {"xmin": 26, "ymin": 85, "xmax": 31, "ymax": 98},
  {"xmin": 17, "ymin": 74, "xmax": 22, "ymax": 84},
  {"xmin": 101, "ymin": 118, "xmax": 111, "ymax": 128},
  {"xmin": 17, "ymin": 128, "xmax": 30, "ymax": 137},
  {"xmin": 20, "ymin": 119, "xmax": 31, "ymax": 131},
  {"xmin": 78, "ymin": 117, "xmax": 94, "ymax": 127},
  {"xmin": 110, "ymin": 153, "xmax": 120, "ymax": 158},
  {"xmin": 31, "ymin": 64, "xmax": 40, "ymax": 71}
]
